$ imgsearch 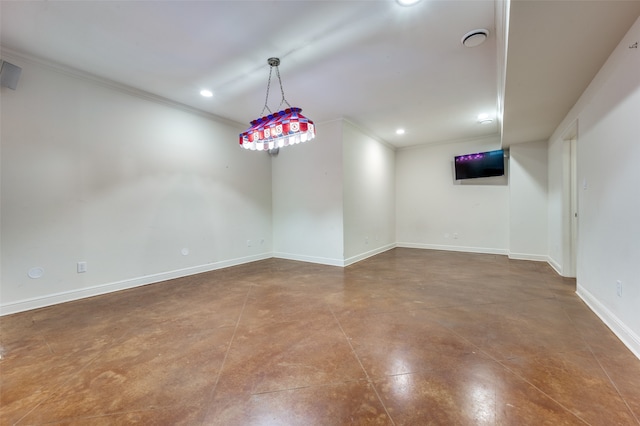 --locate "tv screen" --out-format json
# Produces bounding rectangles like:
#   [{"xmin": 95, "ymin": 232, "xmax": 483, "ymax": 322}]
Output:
[{"xmin": 454, "ymin": 149, "xmax": 504, "ymax": 180}]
